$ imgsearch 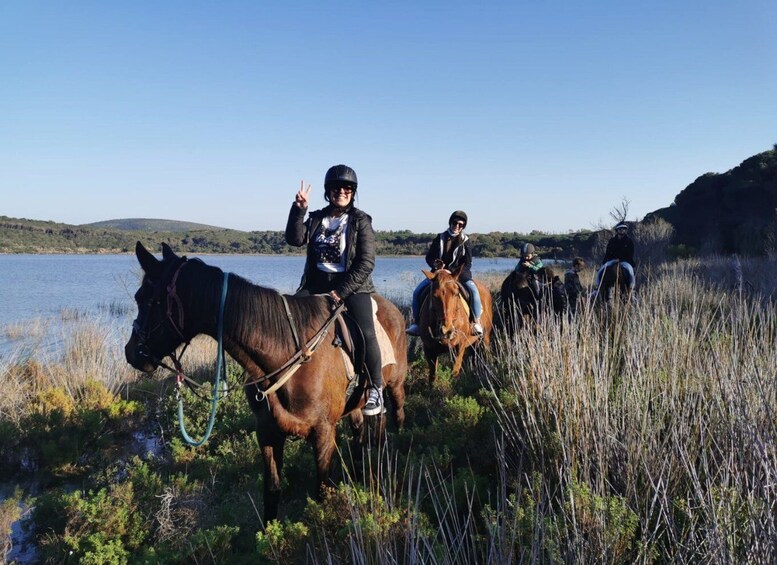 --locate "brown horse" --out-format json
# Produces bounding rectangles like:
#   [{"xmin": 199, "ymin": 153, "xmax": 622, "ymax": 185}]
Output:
[
  {"xmin": 500, "ymin": 266, "xmax": 567, "ymax": 332},
  {"xmin": 418, "ymin": 268, "xmax": 492, "ymax": 382},
  {"xmin": 124, "ymin": 243, "xmax": 407, "ymax": 522},
  {"xmin": 596, "ymin": 260, "xmax": 633, "ymax": 305}
]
